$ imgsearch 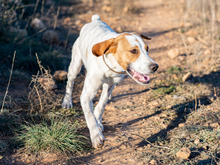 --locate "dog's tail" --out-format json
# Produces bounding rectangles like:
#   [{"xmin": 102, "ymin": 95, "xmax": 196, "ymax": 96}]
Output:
[{"xmin": 91, "ymin": 14, "xmax": 100, "ymax": 21}]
